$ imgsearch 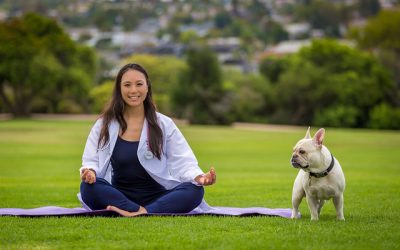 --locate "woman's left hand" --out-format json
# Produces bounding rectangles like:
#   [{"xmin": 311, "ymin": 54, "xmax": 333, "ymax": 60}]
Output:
[{"xmin": 195, "ymin": 167, "xmax": 216, "ymax": 186}]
